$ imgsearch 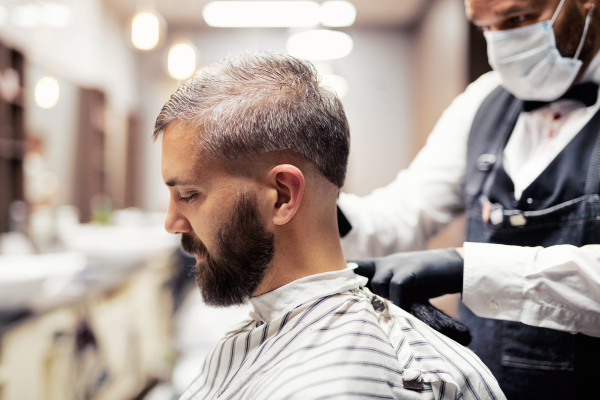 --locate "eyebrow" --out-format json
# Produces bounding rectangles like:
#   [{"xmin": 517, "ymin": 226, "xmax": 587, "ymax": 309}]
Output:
[
  {"xmin": 494, "ymin": 5, "xmax": 528, "ymax": 17},
  {"xmin": 468, "ymin": 4, "xmax": 529, "ymax": 25},
  {"xmin": 165, "ymin": 178, "xmax": 195, "ymax": 187}
]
